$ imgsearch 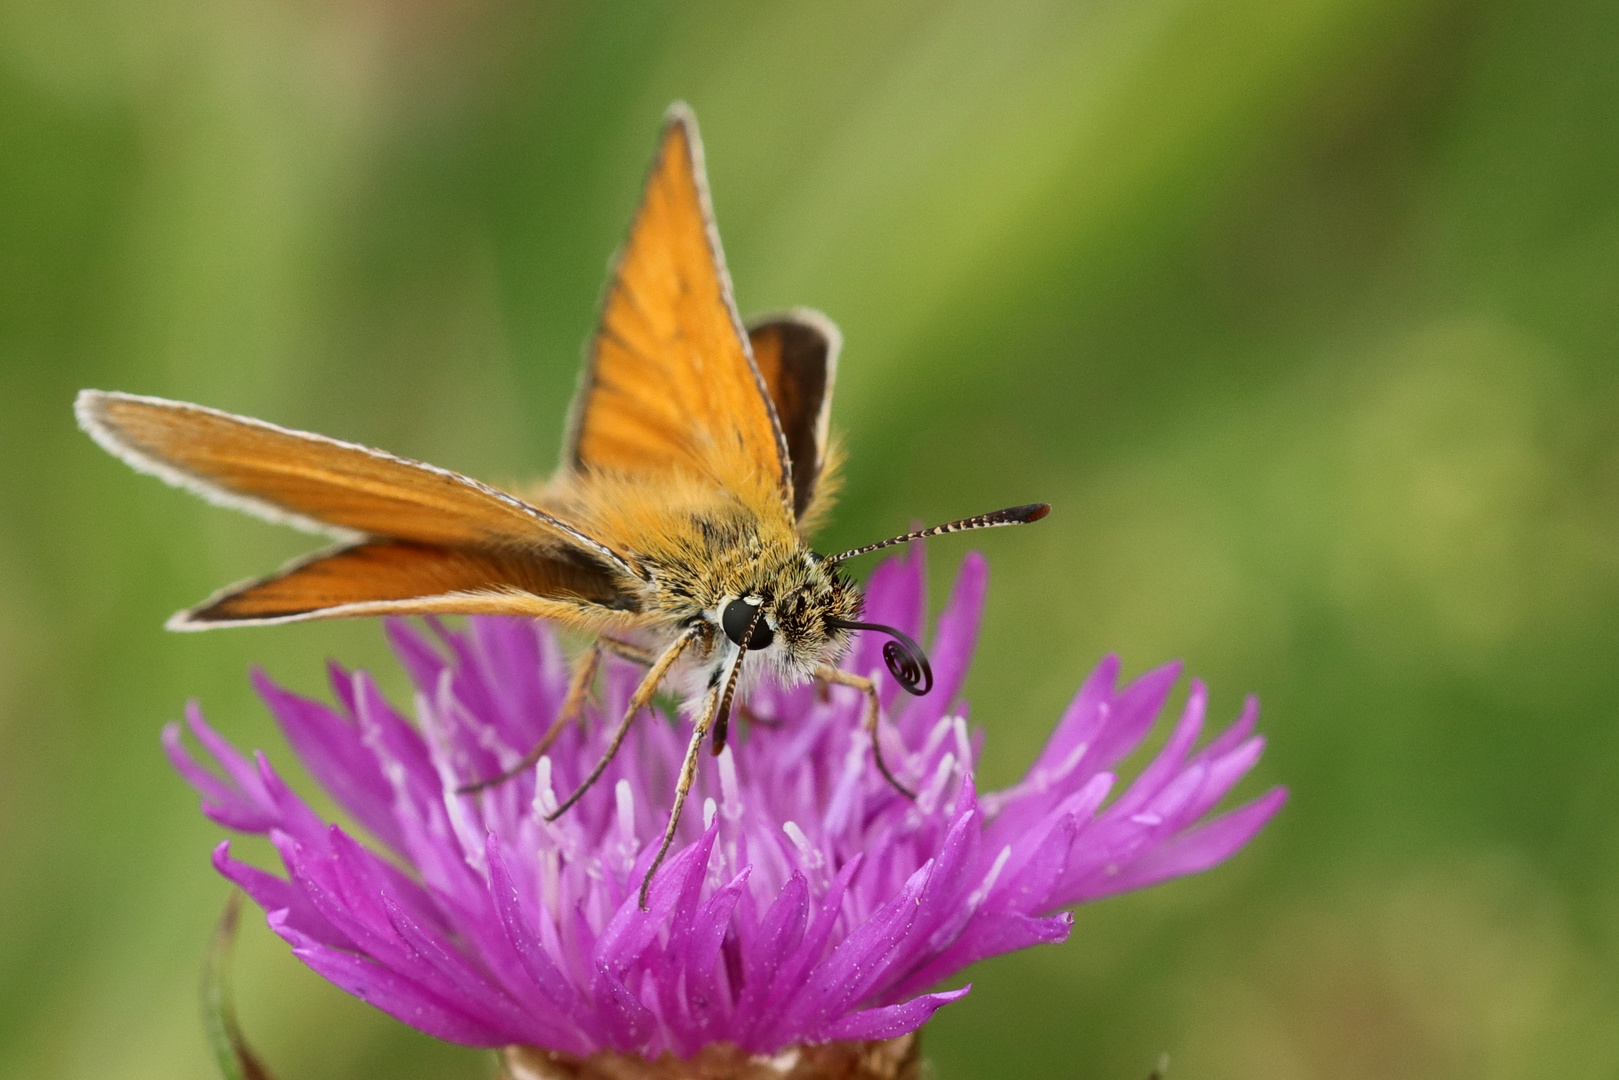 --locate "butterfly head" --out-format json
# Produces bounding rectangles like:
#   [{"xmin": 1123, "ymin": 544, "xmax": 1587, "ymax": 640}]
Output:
[
  {"xmin": 710, "ymin": 551, "xmax": 933, "ymax": 697},
  {"xmin": 710, "ymin": 502, "xmax": 1052, "ymax": 696},
  {"xmin": 708, "ymin": 550, "xmax": 861, "ymax": 682}
]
